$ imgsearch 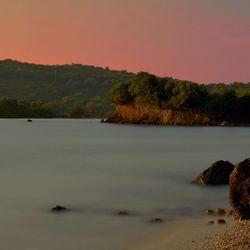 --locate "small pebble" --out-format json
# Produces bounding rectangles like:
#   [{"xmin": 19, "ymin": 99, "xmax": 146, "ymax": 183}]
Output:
[
  {"xmin": 217, "ymin": 219, "xmax": 226, "ymax": 224},
  {"xmin": 117, "ymin": 211, "xmax": 129, "ymax": 216},
  {"xmin": 216, "ymin": 208, "xmax": 226, "ymax": 216},
  {"xmin": 205, "ymin": 209, "xmax": 215, "ymax": 215},
  {"xmin": 151, "ymin": 218, "xmax": 164, "ymax": 223},
  {"xmin": 51, "ymin": 205, "xmax": 67, "ymax": 212}
]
